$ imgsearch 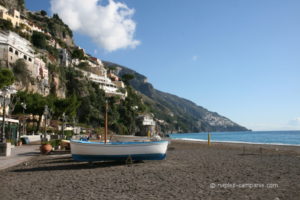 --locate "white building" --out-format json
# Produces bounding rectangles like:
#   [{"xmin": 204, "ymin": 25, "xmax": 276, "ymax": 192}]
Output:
[
  {"xmin": 59, "ymin": 49, "xmax": 71, "ymax": 67},
  {"xmin": 136, "ymin": 114, "xmax": 156, "ymax": 136},
  {"xmin": 0, "ymin": 31, "xmax": 49, "ymax": 94},
  {"xmin": 140, "ymin": 114, "xmax": 156, "ymax": 126},
  {"xmin": 72, "ymin": 58, "xmax": 100, "ymax": 69},
  {"xmin": 78, "ymin": 69, "xmax": 126, "ymax": 98},
  {"xmin": 0, "ymin": 31, "xmax": 34, "ymax": 68}
]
